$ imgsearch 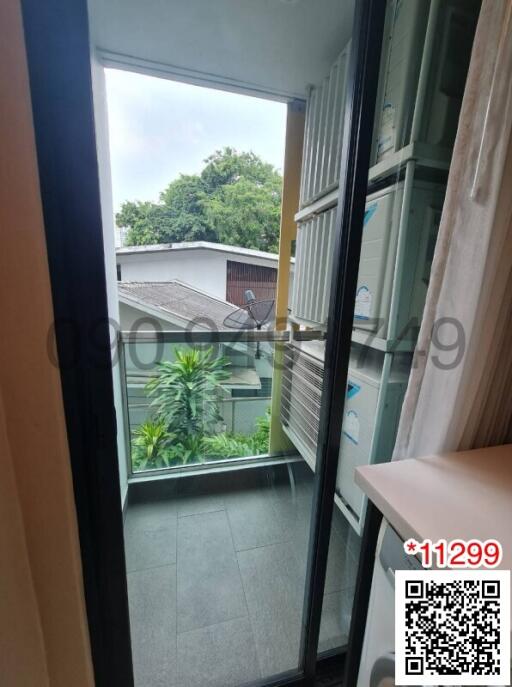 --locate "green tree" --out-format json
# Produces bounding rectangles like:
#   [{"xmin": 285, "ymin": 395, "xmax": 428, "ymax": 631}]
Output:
[
  {"xmin": 205, "ymin": 176, "xmax": 281, "ymax": 252},
  {"xmin": 117, "ymin": 148, "xmax": 282, "ymax": 251},
  {"xmin": 201, "ymin": 148, "xmax": 279, "ymax": 191}
]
